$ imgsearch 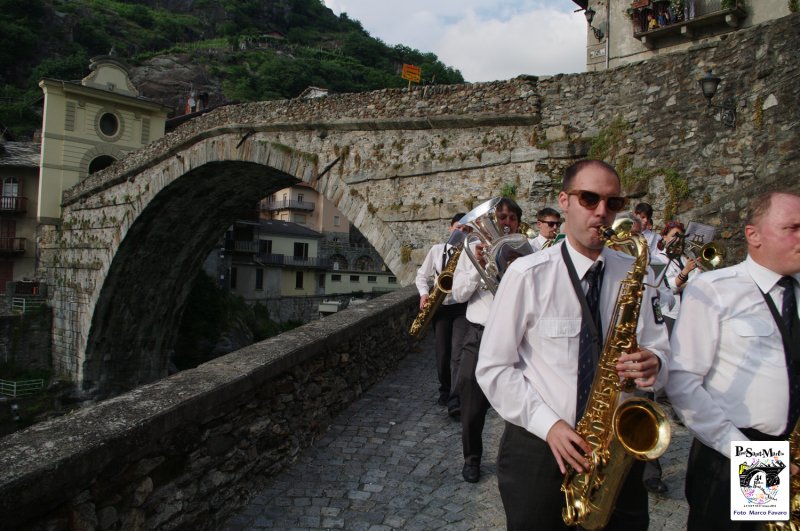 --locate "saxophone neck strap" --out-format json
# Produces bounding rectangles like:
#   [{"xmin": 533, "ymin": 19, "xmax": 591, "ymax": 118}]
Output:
[{"xmin": 561, "ymin": 243, "xmax": 601, "ymax": 345}]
